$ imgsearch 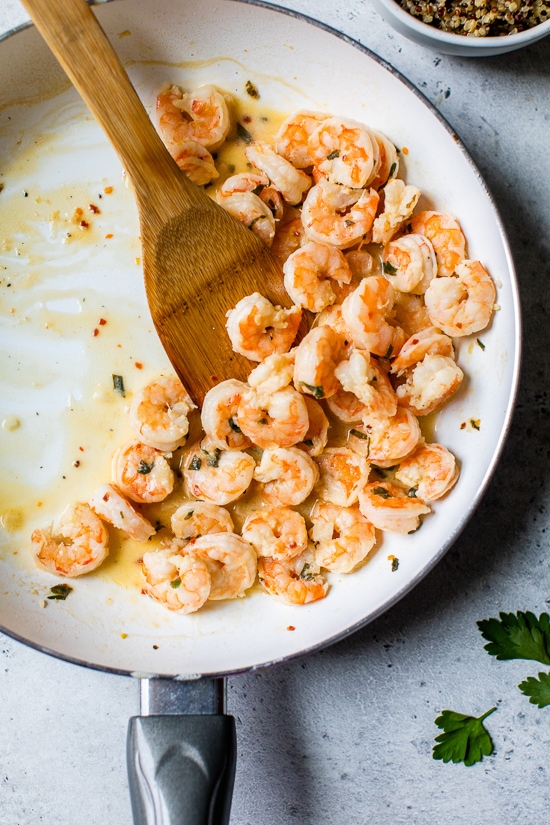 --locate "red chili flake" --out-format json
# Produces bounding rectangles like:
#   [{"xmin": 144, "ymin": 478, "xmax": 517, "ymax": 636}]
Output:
[
  {"xmin": 242, "ymin": 115, "xmax": 252, "ymax": 123},
  {"xmin": 135, "ymin": 362, "xmax": 143, "ymax": 369},
  {"xmin": 98, "ymin": 318, "xmax": 107, "ymax": 326},
  {"xmin": 460, "ymin": 422, "xmax": 466, "ymax": 429},
  {"xmin": 210, "ymin": 375, "xmax": 218, "ymax": 382},
  {"xmin": 89, "ymin": 203, "xmax": 101, "ymax": 214},
  {"xmin": 79, "ymin": 446, "xmax": 85, "ymax": 452},
  {"xmin": 287, "ymin": 626, "xmax": 296, "ymax": 631},
  {"xmin": 104, "ymin": 186, "xmax": 114, "ymax": 194},
  {"xmin": 73, "ymin": 460, "xmax": 80, "ymax": 467},
  {"xmin": 79, "ymin": 220, "xmax": 90, "ymax": 229},
  {"xmin": 92, "ymin": 328, "xmax": 99, "ymax": 336},
  {"xmin": 105, "ymin": 233, "xmax": 114, "ymax": 239}
]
